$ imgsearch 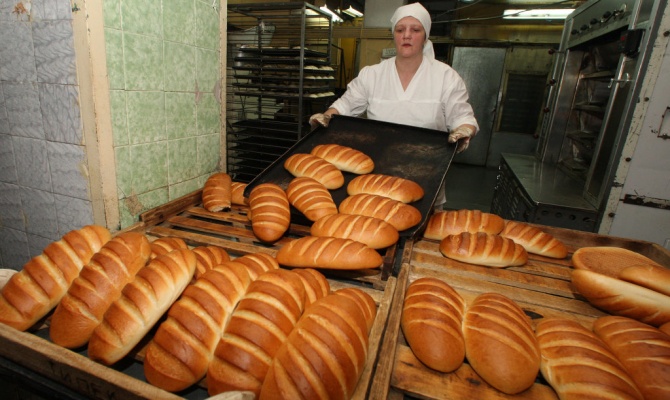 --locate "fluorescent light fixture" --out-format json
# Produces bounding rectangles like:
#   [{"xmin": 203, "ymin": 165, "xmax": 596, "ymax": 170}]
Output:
[
  {"xmin": 503, "ymin": 9, "xmax": 574, "ymax": 19},
  {"xmin": 320, "ymin": 5, "xmax": 343, "ymax": 23},
  {"xmin": 342, "ymin": 6, "xmax": 363, "ymax": 18}
]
